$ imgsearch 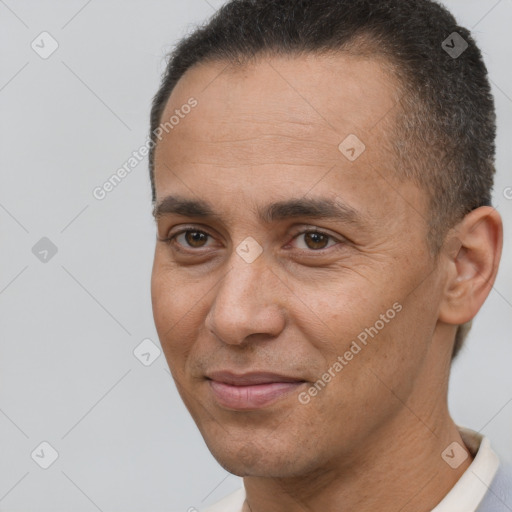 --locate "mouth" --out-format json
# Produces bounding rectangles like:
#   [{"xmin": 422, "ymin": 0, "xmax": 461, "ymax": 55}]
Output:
[{"xmin": 205, "ymin": 371, "xmax": 307, "ymax": 410}]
